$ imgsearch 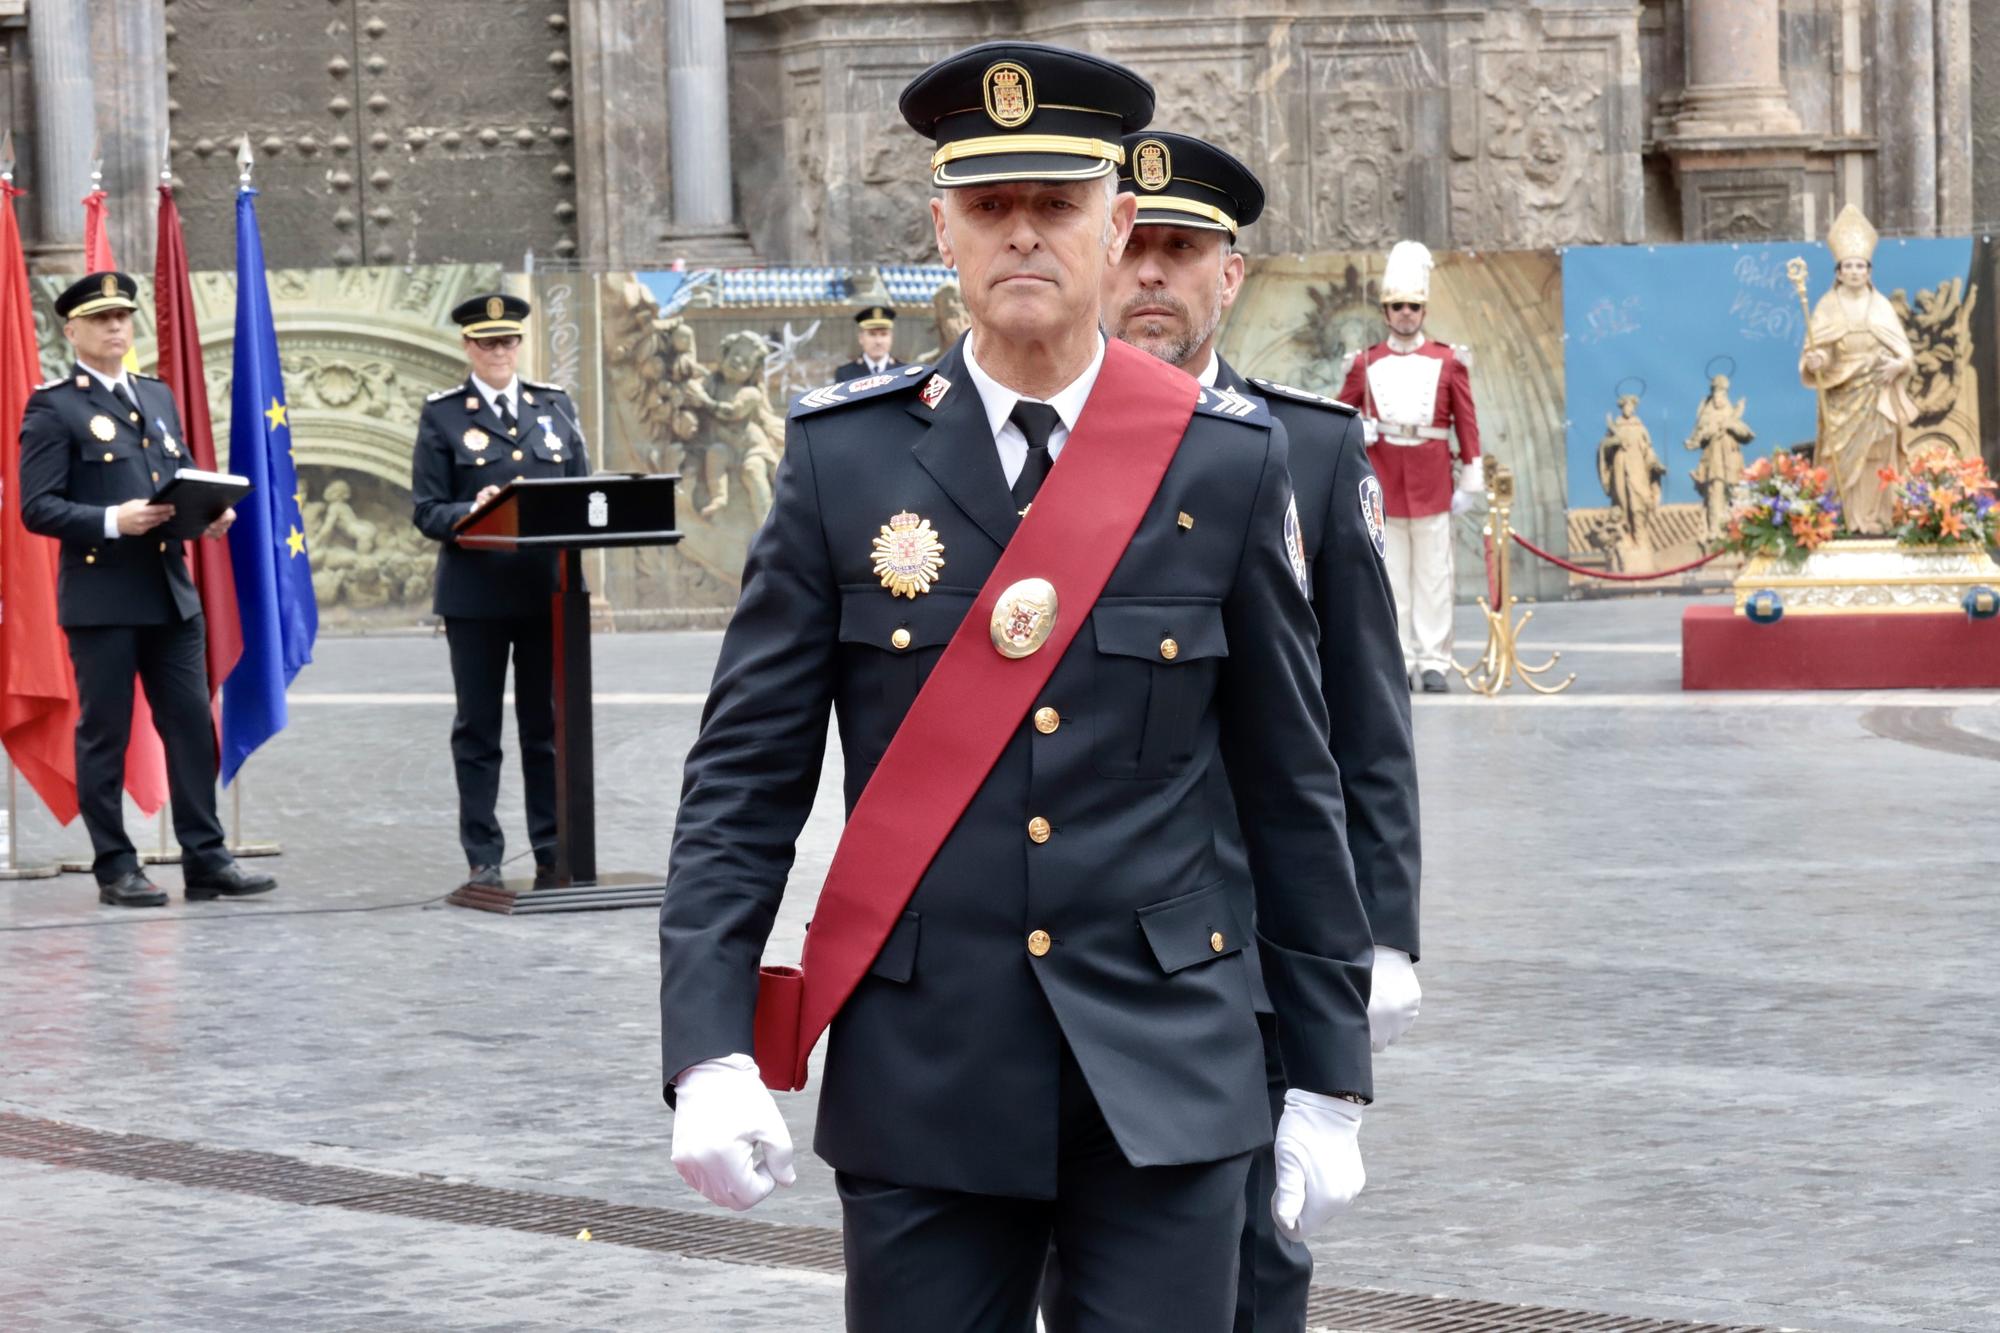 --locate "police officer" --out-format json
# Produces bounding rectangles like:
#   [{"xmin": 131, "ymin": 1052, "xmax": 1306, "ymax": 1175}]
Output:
[
  {"xmin": 661, "ymin": 44, "xmax": 1375, "ymax": 1333},
  {"xmin": 18, "ymin": 271, "xmax": 276, "ymax": 908},
  {"xmin": 1095, "ymin": 131, "xmax": 1423, "ymax": 1333},
  {"xmin": 410, "ymin": 293, "xmax": 589, "ymax": 892},
  {"xmin": 833, "ymin": 306, "xmax": 902, "ymax": 382}
]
